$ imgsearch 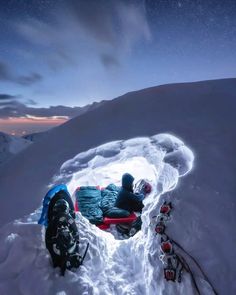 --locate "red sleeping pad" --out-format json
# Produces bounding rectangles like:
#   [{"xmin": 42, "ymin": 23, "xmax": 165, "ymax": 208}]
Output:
[{"xmin": 74, "ymin": 186, "xmax": 137, "ymax": 230}]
